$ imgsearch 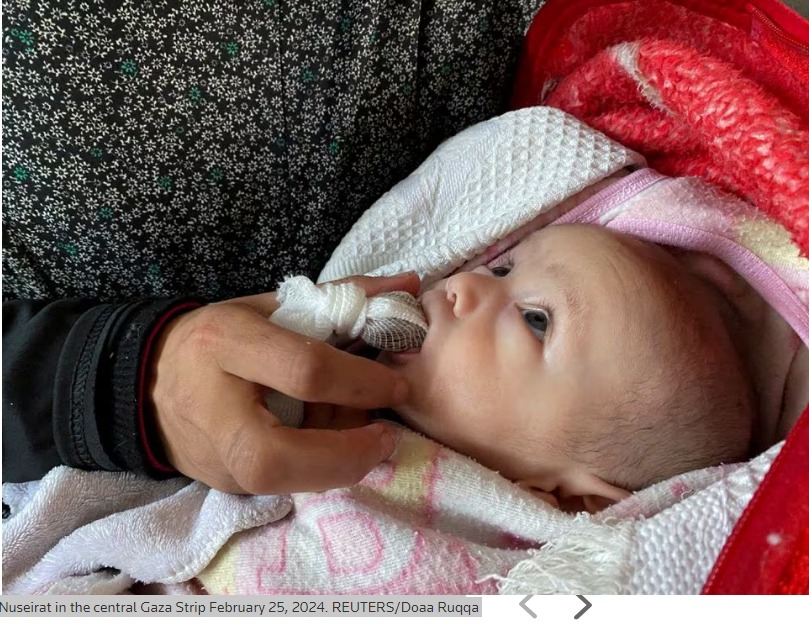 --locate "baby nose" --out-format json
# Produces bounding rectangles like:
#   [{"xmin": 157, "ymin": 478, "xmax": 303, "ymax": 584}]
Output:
[{"xmin": 446, "ymin": 271, "xmax": 491, "ymax": 318}]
